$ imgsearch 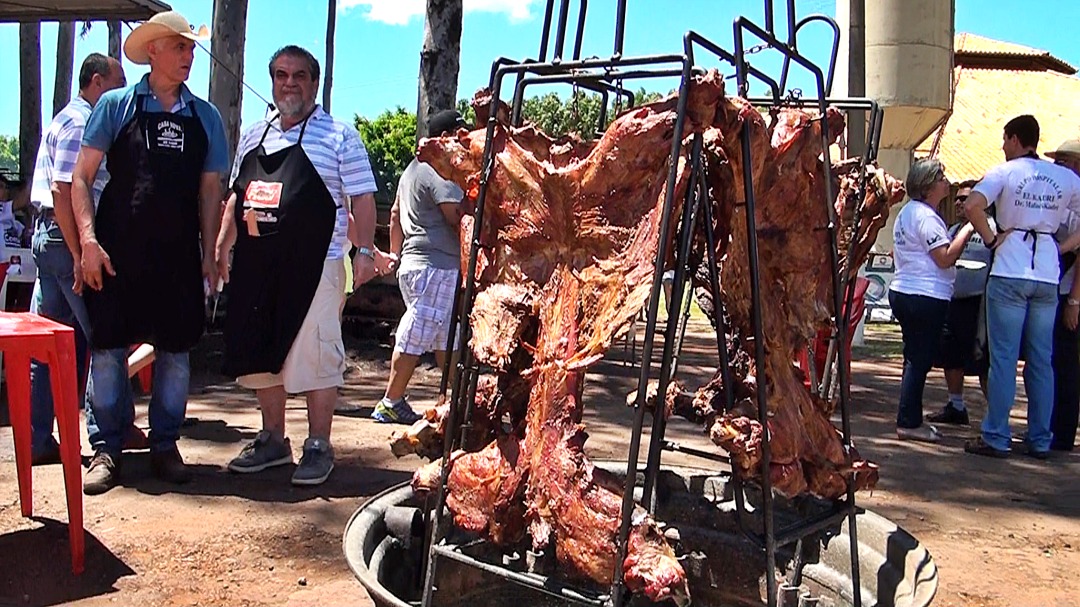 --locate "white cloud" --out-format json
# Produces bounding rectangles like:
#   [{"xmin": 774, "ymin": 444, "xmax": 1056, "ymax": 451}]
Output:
[{"xmin": 339, "ymin": 0, "xmax": 539, "ymax": 26}]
